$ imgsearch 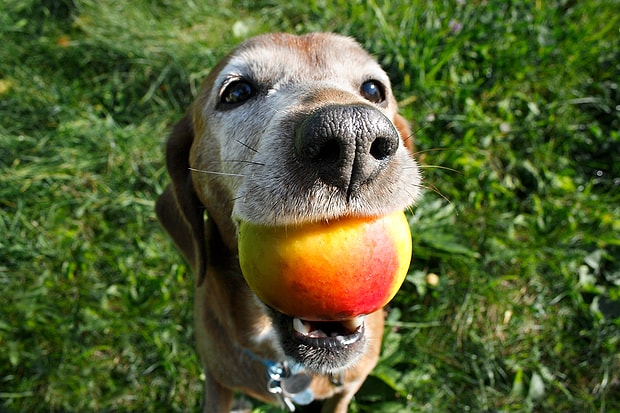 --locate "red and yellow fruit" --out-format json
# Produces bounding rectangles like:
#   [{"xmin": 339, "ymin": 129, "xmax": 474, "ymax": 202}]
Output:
[{"xmin": 238, "ymin": 211, "xmax": 412, "ymax": 321}]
